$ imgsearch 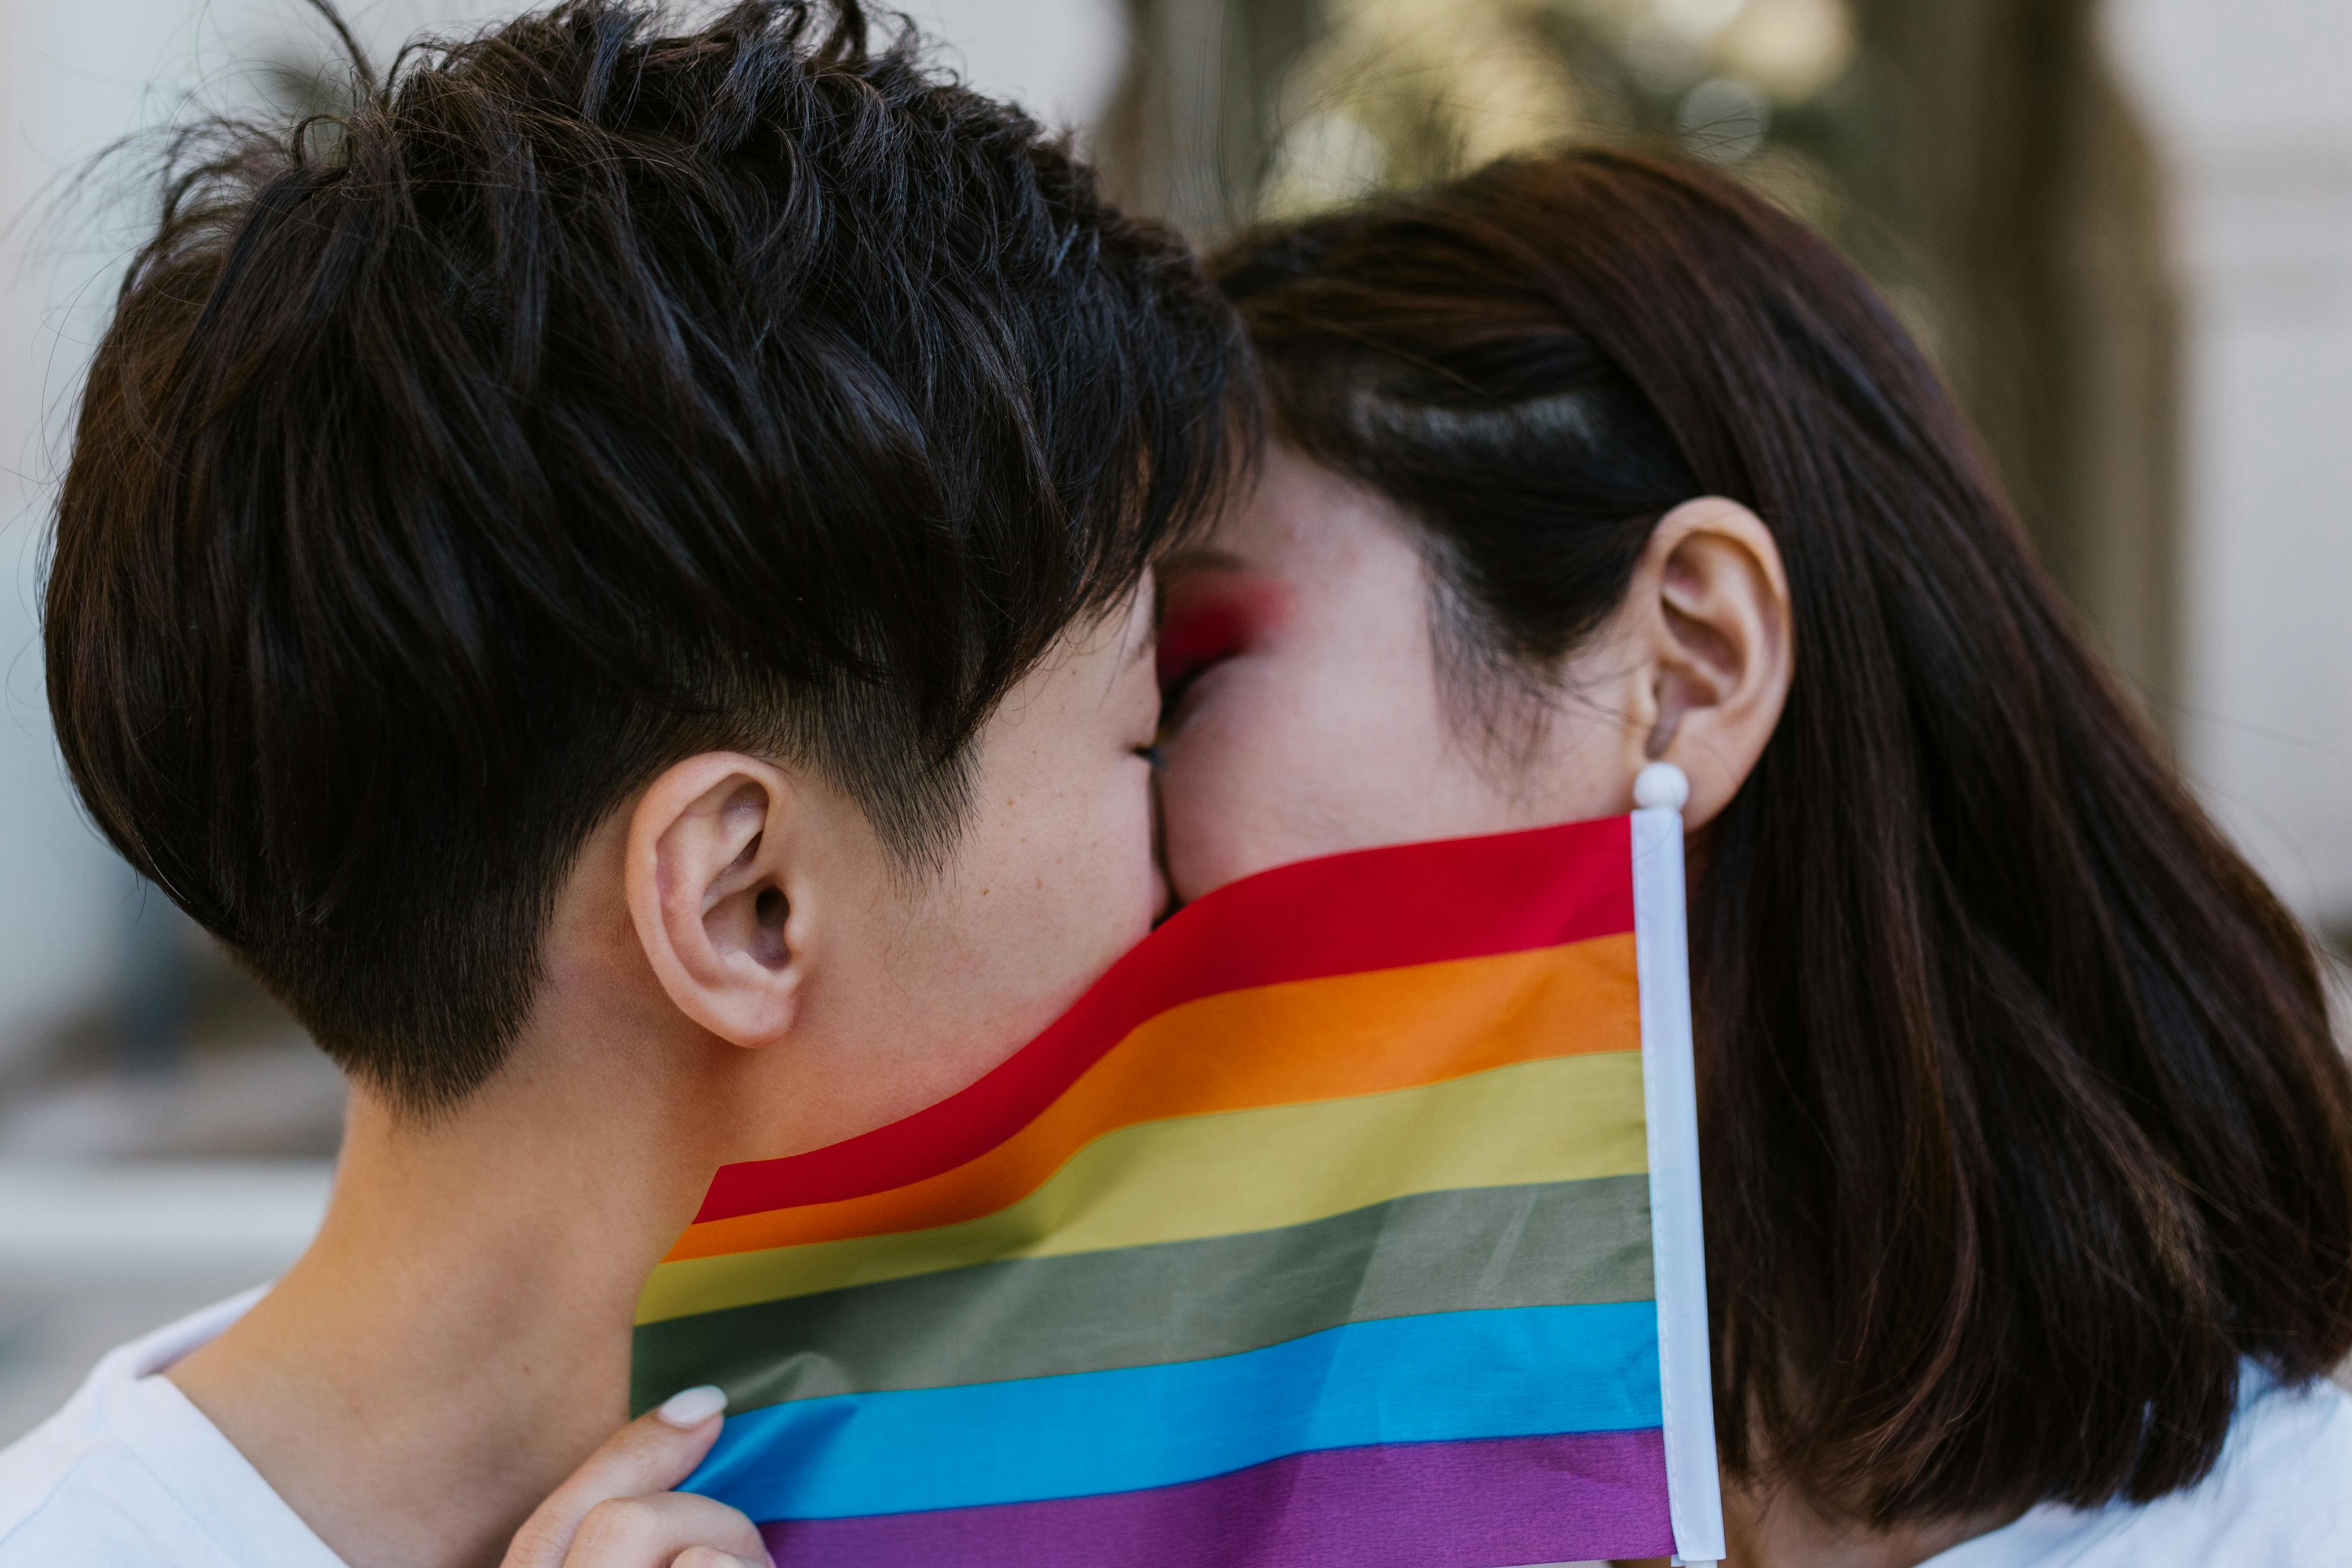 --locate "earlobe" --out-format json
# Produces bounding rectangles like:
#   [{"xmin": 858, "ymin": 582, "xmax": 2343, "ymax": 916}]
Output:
[
  {"xmin": 1628, "ymin": 498, "xmax": 1793, "ymax": 828},
  {"xmin": 624, "ymin": 753, "xmax": 804, "ymax": 1048}
]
